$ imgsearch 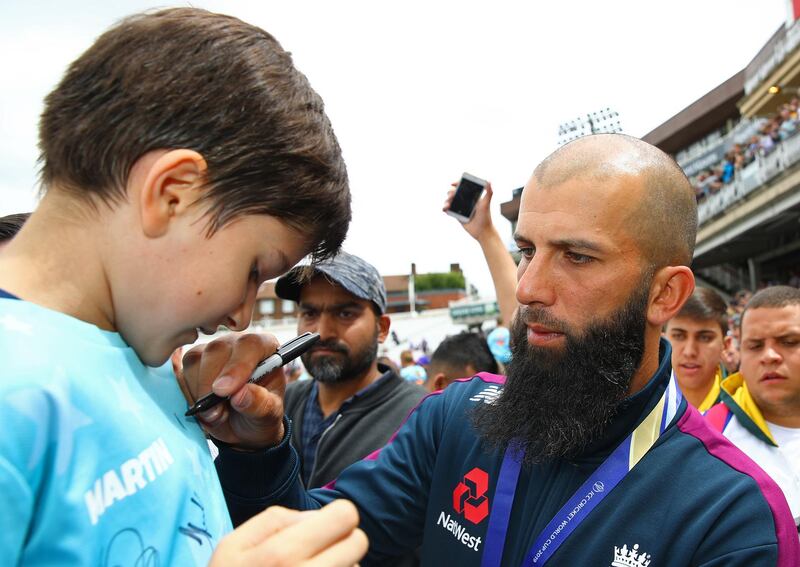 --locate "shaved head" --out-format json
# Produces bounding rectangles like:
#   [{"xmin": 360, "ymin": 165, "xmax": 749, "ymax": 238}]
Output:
[{"xmin": 533, "ymin": 134, "xmax": 697, "ymax": 268}]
